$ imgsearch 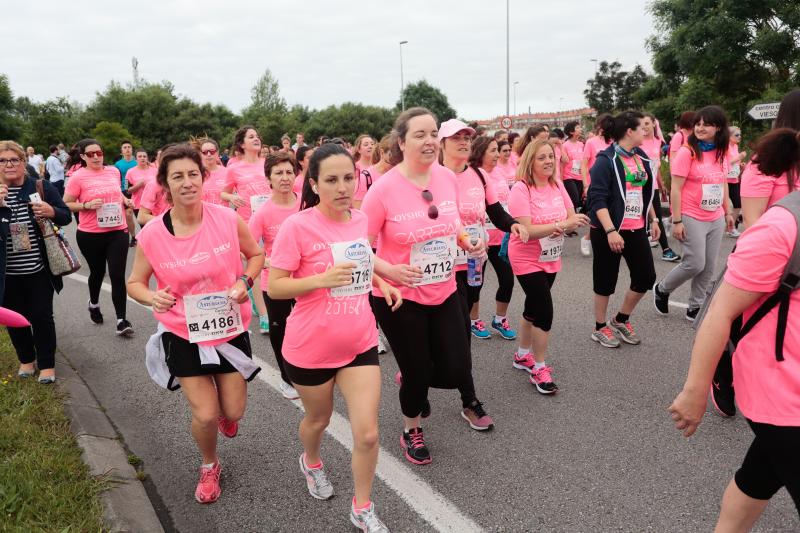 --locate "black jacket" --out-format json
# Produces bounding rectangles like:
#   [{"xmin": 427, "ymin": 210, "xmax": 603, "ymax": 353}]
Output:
[
  {"xmin": 0, "ymin": 176, "xmax": 72, "ymax": 301},
  {"xmin": 586, "ymin": 145, "xmax": 656, "ymax": 231}
]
